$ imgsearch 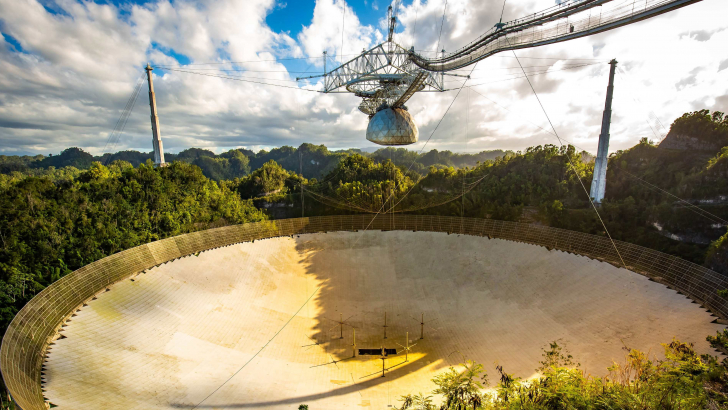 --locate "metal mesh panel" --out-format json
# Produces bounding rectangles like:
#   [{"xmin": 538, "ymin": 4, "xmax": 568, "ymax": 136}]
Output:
[{"xmin": 2, "ymin": 215, "xmax": 726, "ymax": 409}]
